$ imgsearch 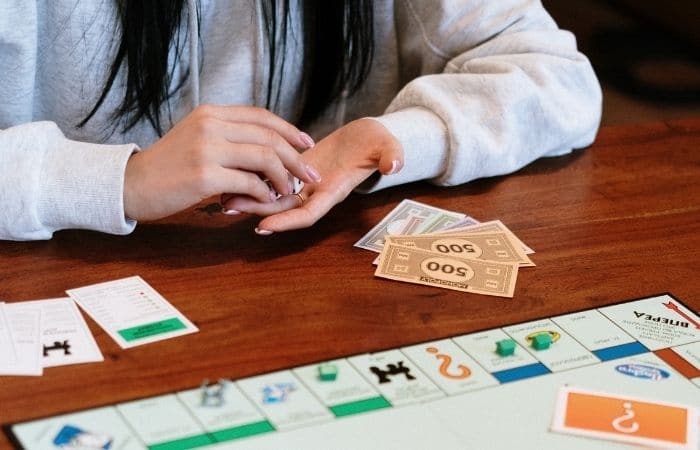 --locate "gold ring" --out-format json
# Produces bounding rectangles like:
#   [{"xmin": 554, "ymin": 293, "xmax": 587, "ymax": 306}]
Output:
[
  {"xmin": 525, "ymin": 330, "xmax": 561, "ymax": 343},
  {"xmin": 293, "ymin": 192, "xmax": 306, "ymax": 206}
]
